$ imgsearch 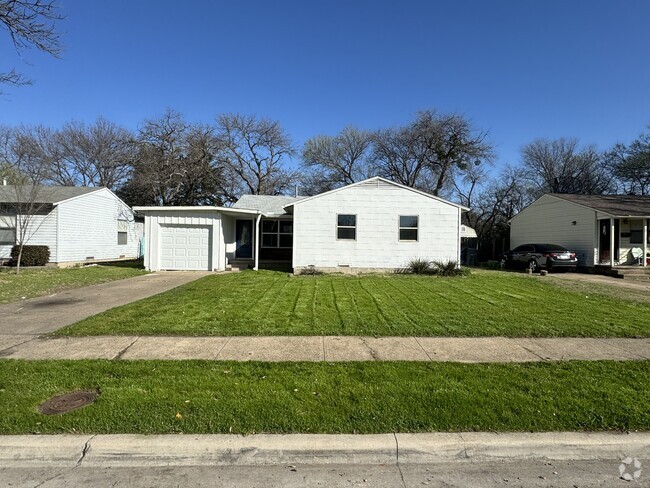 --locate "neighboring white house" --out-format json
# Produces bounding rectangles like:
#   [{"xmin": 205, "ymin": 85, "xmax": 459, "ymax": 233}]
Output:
[
  {"xmin": 510, "ymin": 193, "xmax": 650, "ymax": 267},
  {"xmin": 134, "ymin": 177, "xmax": 468, "ymax": 272},
  {"xmin": 0, "ymin": 185, "xmax": 142, "ymax": 265}
]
